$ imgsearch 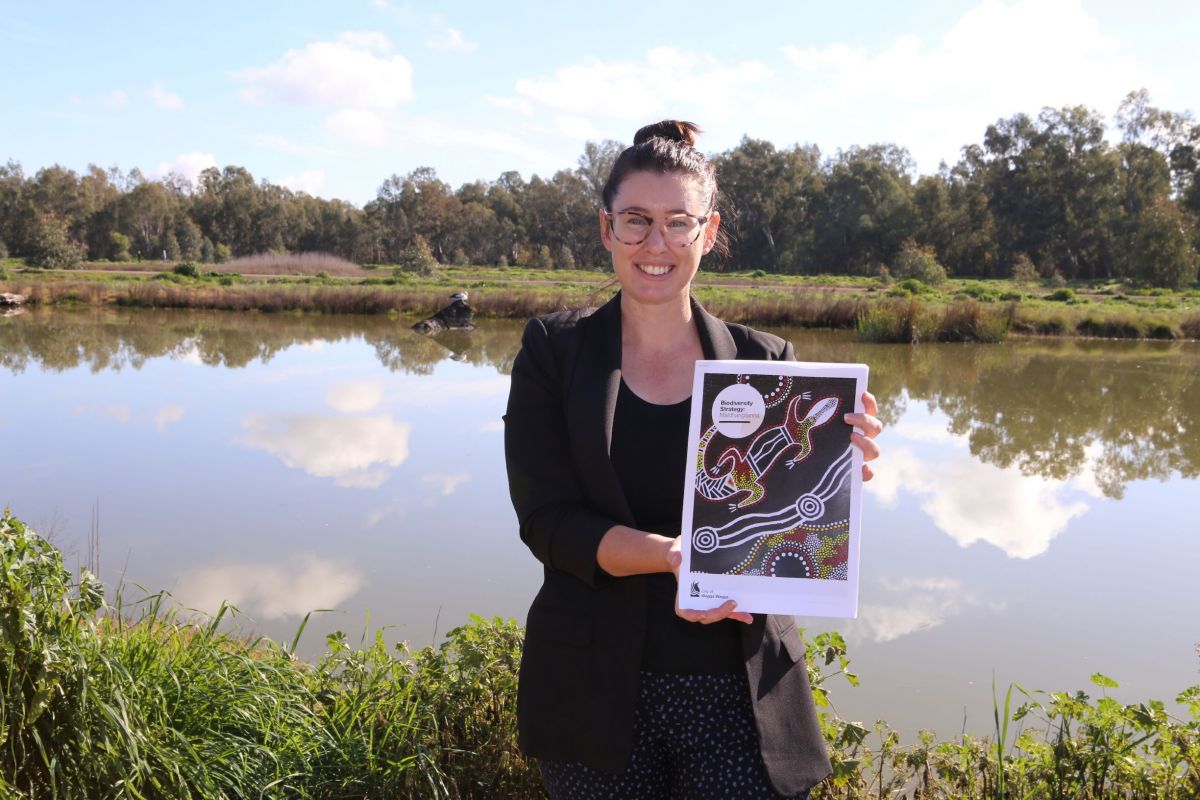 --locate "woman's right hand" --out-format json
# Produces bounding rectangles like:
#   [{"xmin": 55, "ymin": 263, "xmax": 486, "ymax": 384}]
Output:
[{"xmin": 667, "ymin": 537, "xmax": 753, "ymax": 625}]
